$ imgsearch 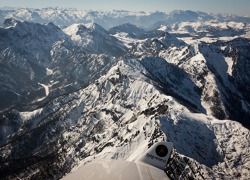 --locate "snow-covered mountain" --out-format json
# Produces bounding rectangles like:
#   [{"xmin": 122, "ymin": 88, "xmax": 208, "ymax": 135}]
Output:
[
  {"xmin": 0, "ymin": 8, "xmax": 161, "ymax": 29},
  {"xmin": 1, "ymin": 58, "xmax": 250, "ymax": 179},
  {"xmin": 64, "ymin": 22, "xmax": 127, "ymax": 56},
  {"xmin": 0, "ymin": 19, "xmax": 123, "ymax": 110},
  {"xmin": 0, "ymin": 8, "xmax": 250, "ymax": 180},
  {"xmin": 1, "ymin": 7, "xmax": 250, "ymax": 29},
  {"xmin": 127, "ymin": 32, "xmax": 250, "ymax": 128}
]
